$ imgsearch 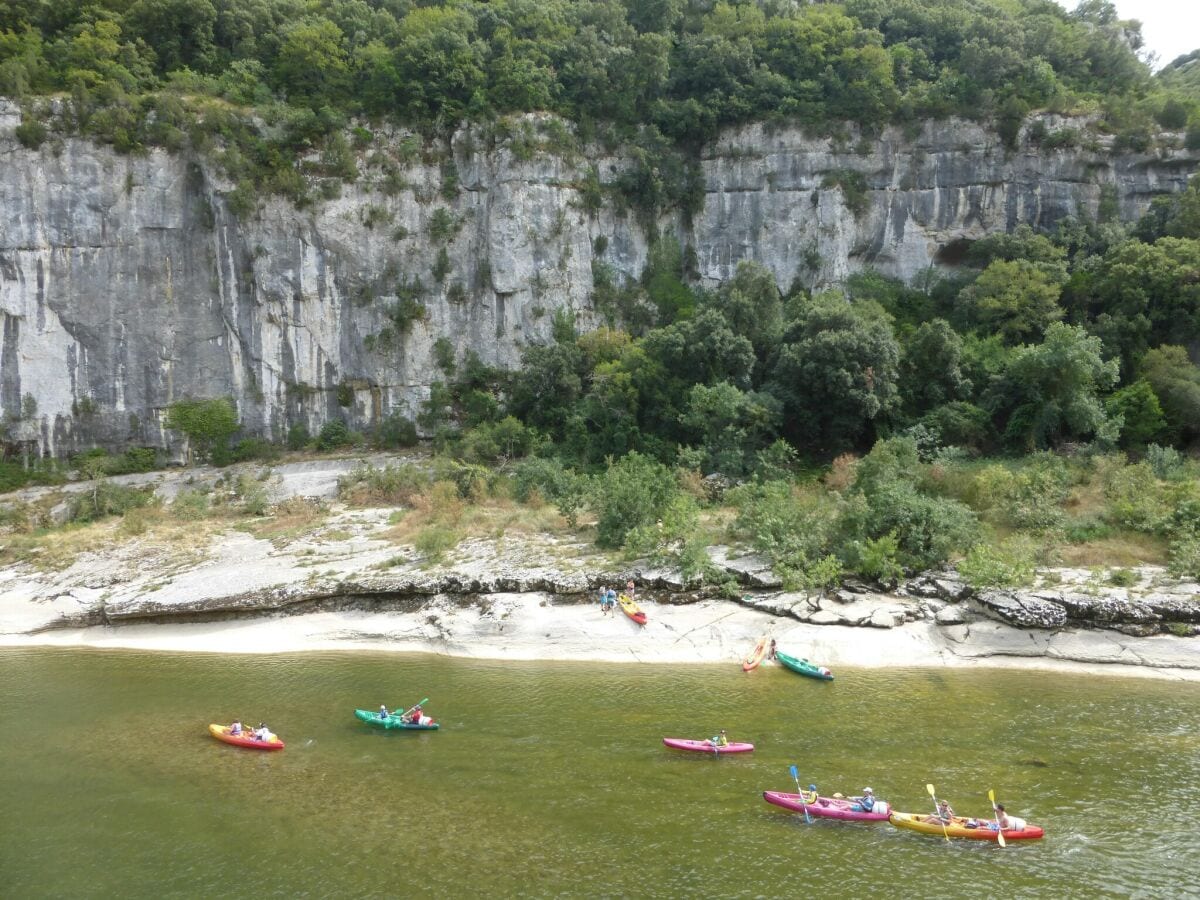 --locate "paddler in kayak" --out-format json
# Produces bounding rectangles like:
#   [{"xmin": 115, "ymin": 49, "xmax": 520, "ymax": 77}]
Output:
[
  {"xmin": 255, "ymin": 722, "xmax": 271, "ymax": 741},
  {"xmin": 230, "ymin": 720, "xmax": 243, "ymax": 736},
  {"xmin": 801, "ymin": 784, "xmax": 818, "ymax": 804},
  {"xmin": 708, "ymin": 730, "xmax": 730, "ymax": 748},
  {"xmin": 854, "ymin": 787, "xmax": 878, "ymax": 812},
  {"xmin": 924, "ymin": 799, "xmax": 954, "ymax": 824},
  {"xmin": 404, "ymin": 704, "xmax": 430, "ymax": 725},
  {"xmin": 990, "ymin": 804, "xmax": 1026, "ymax": 831},
  {"xmin": 378, "ymin": 705, "xmax": 390, "ymax": 719}
]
